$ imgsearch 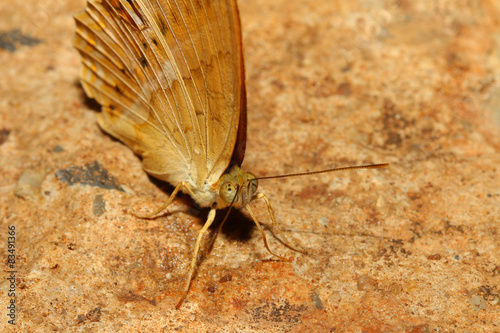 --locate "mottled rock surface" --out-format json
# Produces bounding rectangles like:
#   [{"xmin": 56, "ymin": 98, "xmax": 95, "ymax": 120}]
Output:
[{"xmin": 1, "ymin": 0, "xmax": 499, "ymax": 331}]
